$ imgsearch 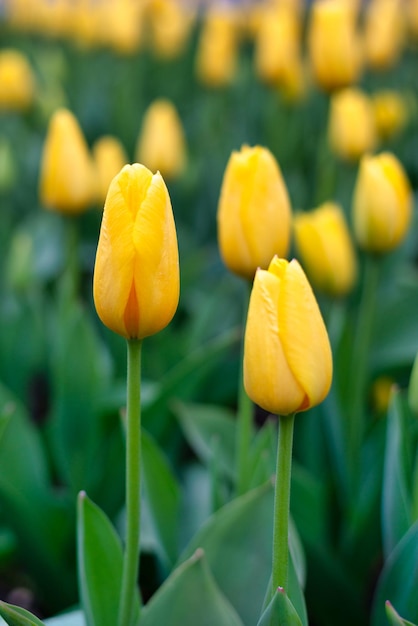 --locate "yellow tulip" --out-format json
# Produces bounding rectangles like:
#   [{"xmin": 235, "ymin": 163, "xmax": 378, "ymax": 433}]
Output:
[
  {"xmin": 92, "ymin": 136, "xmax": 128, "ymax": 205},
  {"xmin": 93, "ymin": 163, "xmax": 179, "ymax": 340},
  {"xmin": 372, "ymin": 91, "xmax": 408, "ymax": 141},
  {"xmin": 145, "ymin": 0, "xmax": 194, "ymax": 59},
  {"xmin": 195, "ymin": 8, "xmax": 239, "ymax": 88},
  {"xmin": 352, "ymin": 152, "xmax": 413, "ymax": 253},
  {"xmin": 39, "ymin": 108, "xmax": 96, "ymax": 214},
  {"xmin": 364, "ymin": 0, "xmax": 405, "ymax": 71},
  {"xmin": 99, "ymin": 0, "xmax": 144, "ymax": 54},
  {"xmin": 307, "ymin": 0, "xmax": 362, "ymax": 92},
  {"xmin": 135, "ymin": 99, "xmax": 186, "ymax": 181},
  {"xmin": 244, "ymin": 257, "xmax": 333, "ymax": 415},
  {"xmin": 328, "ymin": 87, "xmax": 377, "ymax": 161},
  {"xmin": 408, "ymin": 0, "xmax": 418, "ymax": 38},
  {"xmin": 217, "ymin": 145, "xmax": 292, "ymax": 280},
  {"xmin": 294, "ymin": 202, "xmax": 357, "ymax": 297},
  {"xmin": 371, "ymin": 376, "xmax": 394, "ymax": 415},
  {"xmin": 0, "ymin": 49, "xmax": 36, "ymax": 111}
]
